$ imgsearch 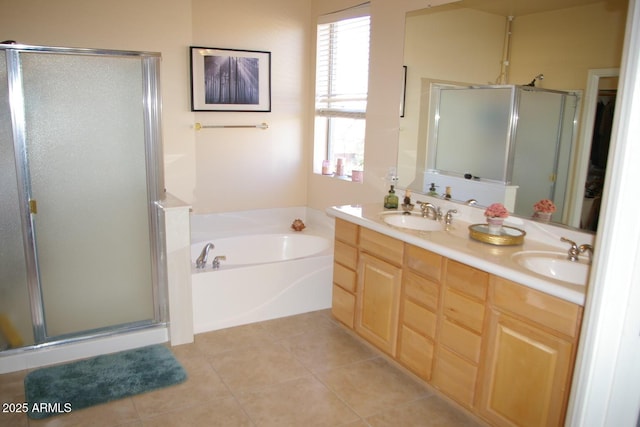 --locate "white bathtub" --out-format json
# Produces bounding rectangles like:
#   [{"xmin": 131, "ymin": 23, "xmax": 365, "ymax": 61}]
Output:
[{"xmin": 190, "ymin": 208, "xmax": 334, "ymax": 333}]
